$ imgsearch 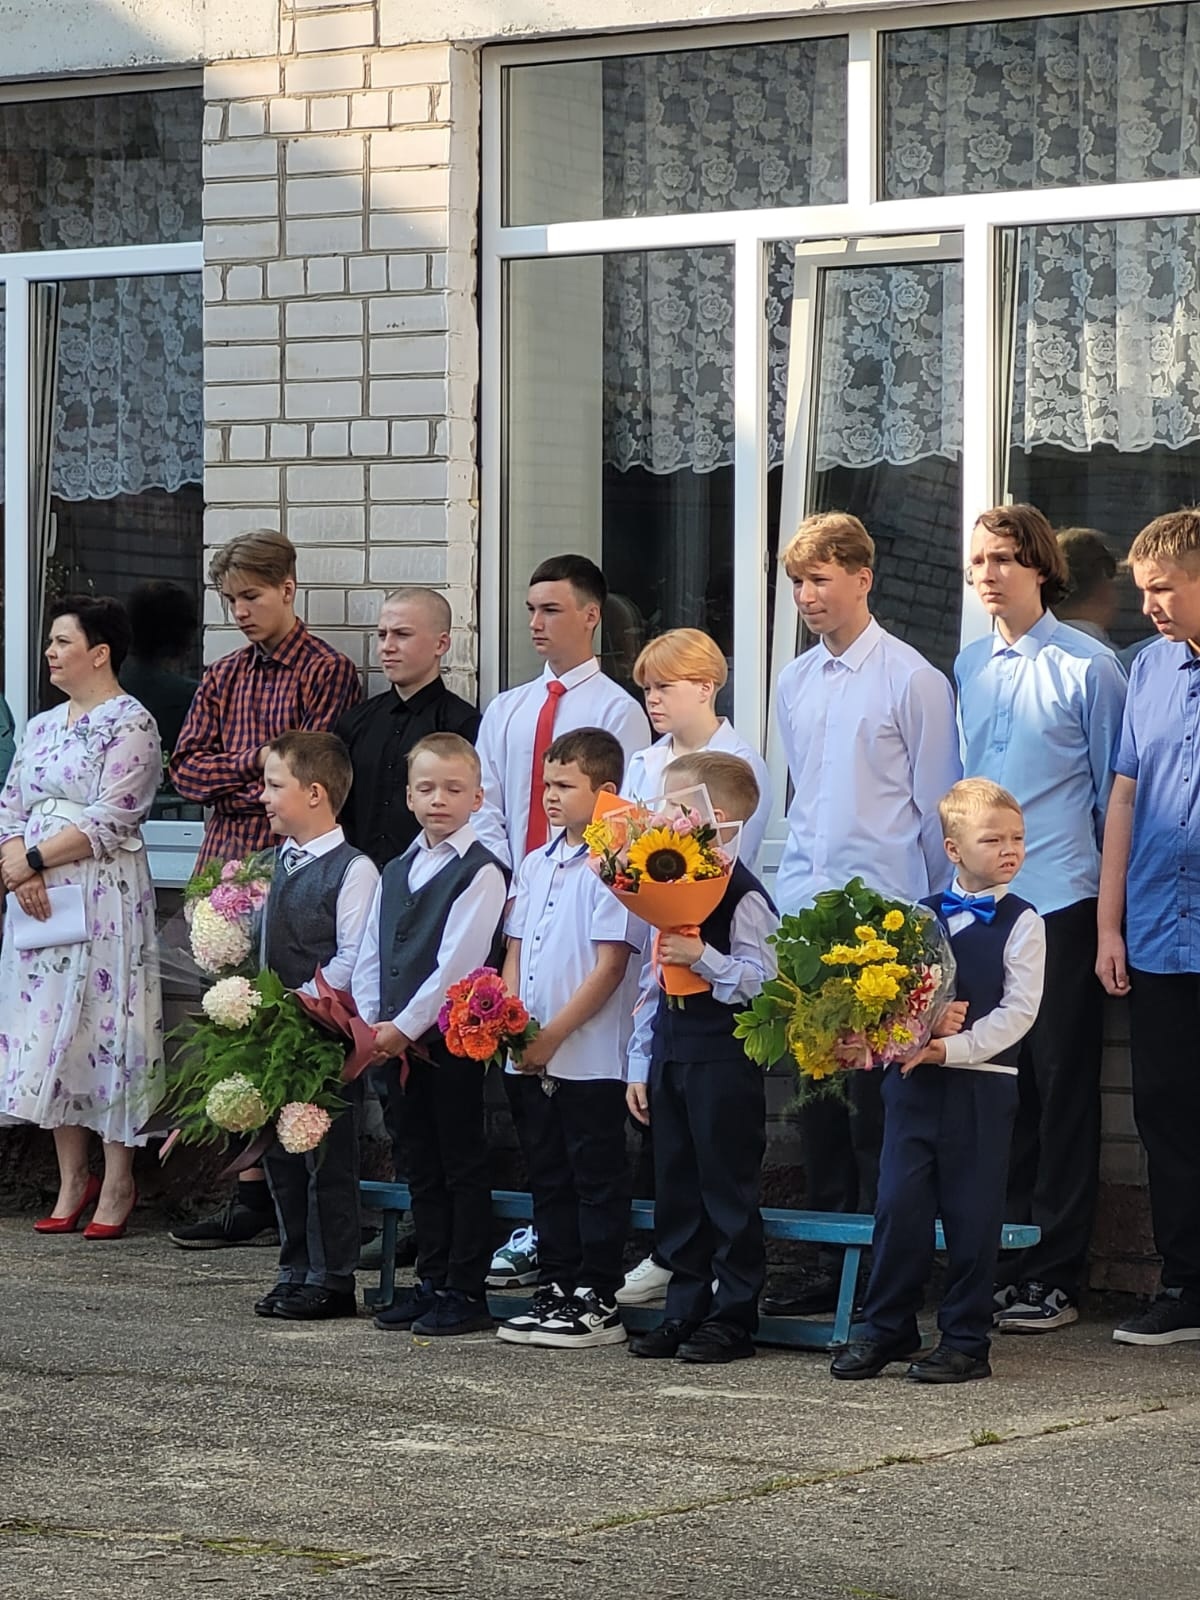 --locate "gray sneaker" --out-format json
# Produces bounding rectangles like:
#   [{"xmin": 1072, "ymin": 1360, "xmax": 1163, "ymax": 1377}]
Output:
[{"xmin": 996, "ymin": 1283, "xmax": 1079, "ymax": 1334}]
